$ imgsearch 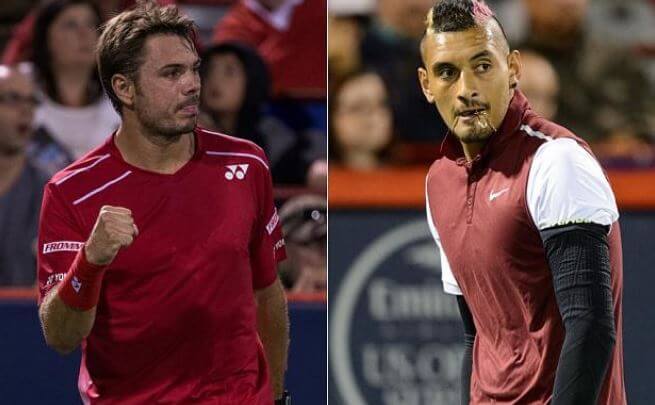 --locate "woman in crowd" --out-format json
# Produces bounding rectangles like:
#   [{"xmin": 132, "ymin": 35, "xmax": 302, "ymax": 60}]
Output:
[
  {"xmin": 199, "ymin": 41, "xmax": 270, "ymax": 147},
  {"xmin": 200, "ymin": 41, "xmax": 319, "ymax": 184},
  {"xmin": 30, "ymin": 0, "xmax": 120, "ymax": 173},
  {"xmin": 329, "ymin": 69, "xmax": 394, "ymax": 170}
]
